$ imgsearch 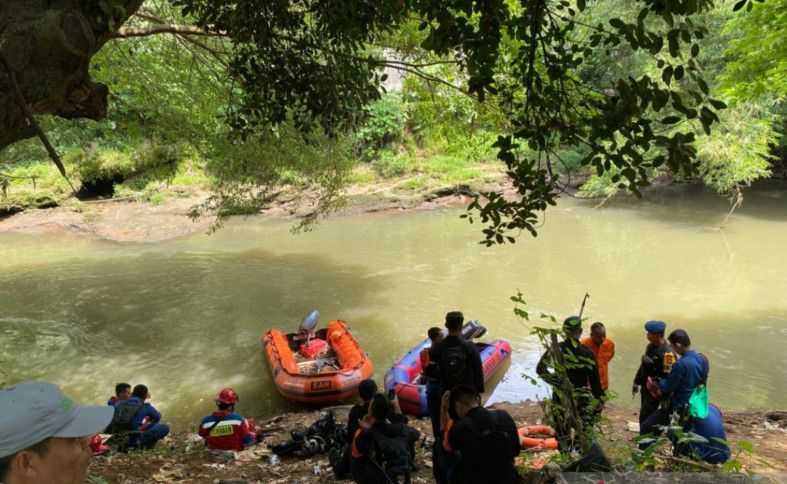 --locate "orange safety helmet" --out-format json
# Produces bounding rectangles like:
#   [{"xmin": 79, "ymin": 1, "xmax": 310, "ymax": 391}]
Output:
[{"xmin": 216, "ymin": 387, "xmax": 239, "ymax": 405}]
